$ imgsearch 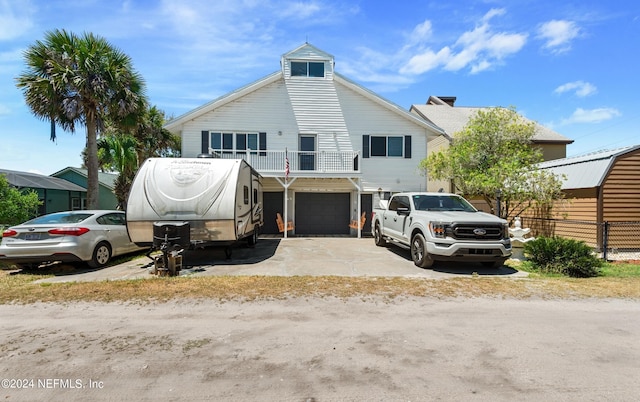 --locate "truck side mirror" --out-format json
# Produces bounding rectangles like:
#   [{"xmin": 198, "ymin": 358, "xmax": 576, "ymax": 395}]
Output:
[{"xmin": 396, "ymin": 207, "xmax": 410, "ymax": 216}]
